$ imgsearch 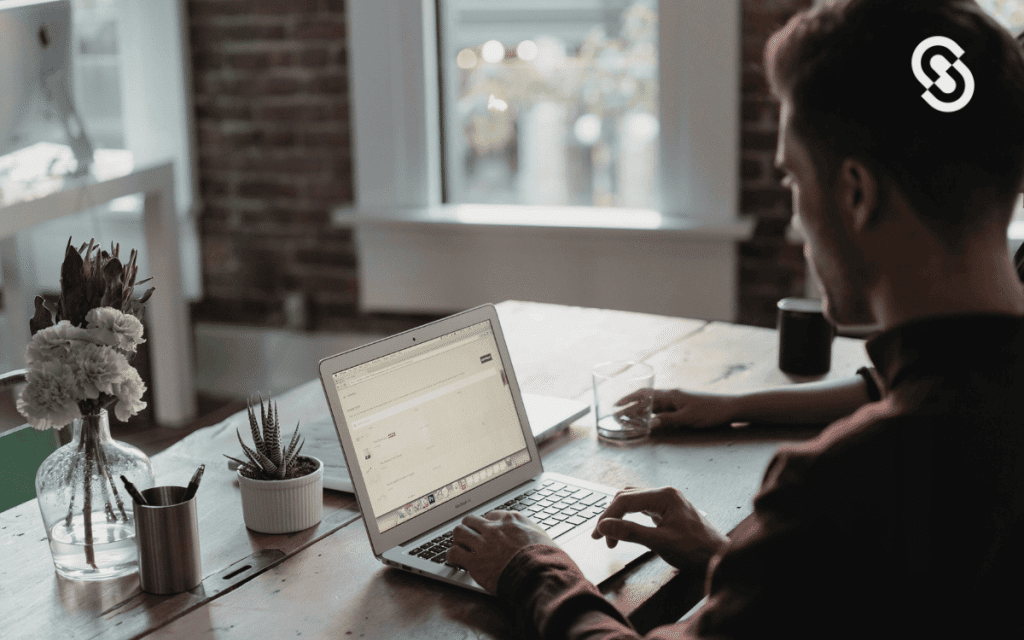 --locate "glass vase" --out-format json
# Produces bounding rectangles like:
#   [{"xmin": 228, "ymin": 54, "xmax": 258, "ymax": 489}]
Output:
[{"xmin": 34, "ymin": 409, "xmax": 155, "ymax": 581}]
